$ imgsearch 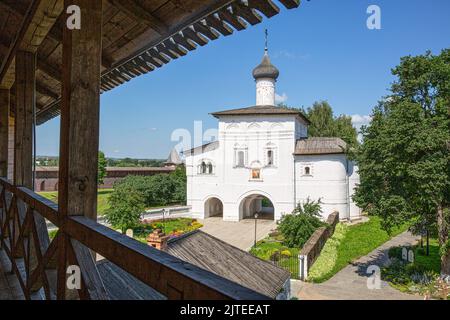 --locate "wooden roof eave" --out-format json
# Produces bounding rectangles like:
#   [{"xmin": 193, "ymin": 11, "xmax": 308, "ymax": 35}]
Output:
[{"xmin": 3, "ymin": 0, "xmax": 301, "ymax": 125}]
